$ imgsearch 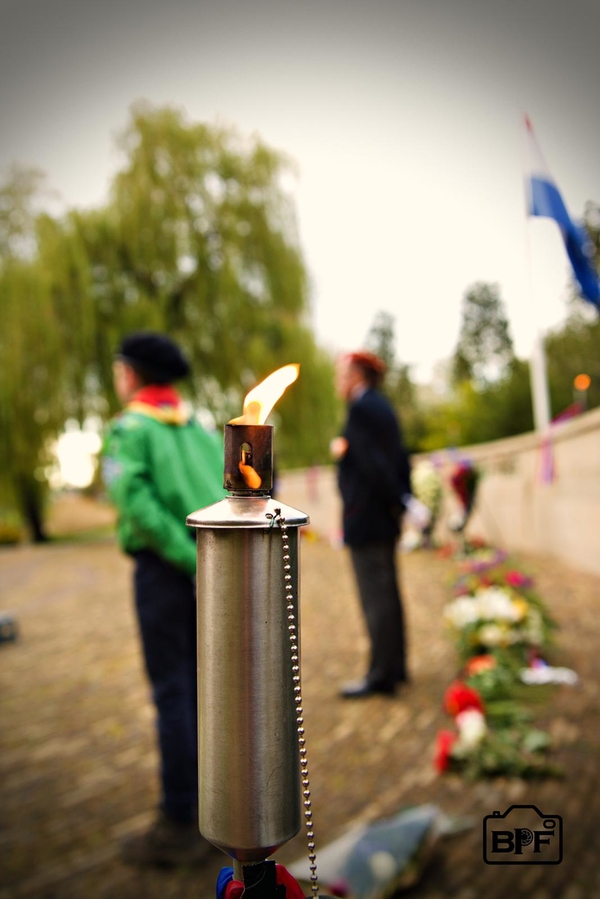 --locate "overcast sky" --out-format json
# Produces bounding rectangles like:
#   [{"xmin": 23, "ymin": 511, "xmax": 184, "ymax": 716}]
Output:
[{"xmin": 1, "ymin": 0, "xmax": 599, "ymax": 381}]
